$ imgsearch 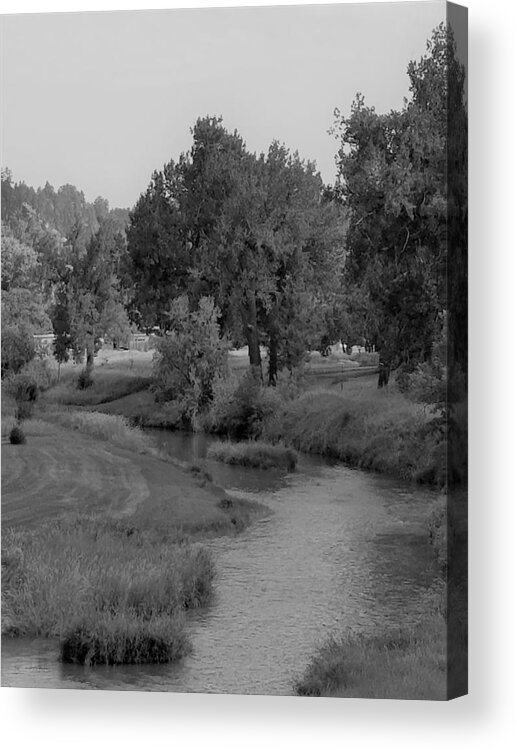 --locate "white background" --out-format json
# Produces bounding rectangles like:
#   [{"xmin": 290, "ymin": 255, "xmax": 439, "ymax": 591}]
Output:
[{"xmin": 0, "ymin": 1, "xmax": 515, "ymax": 749}]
